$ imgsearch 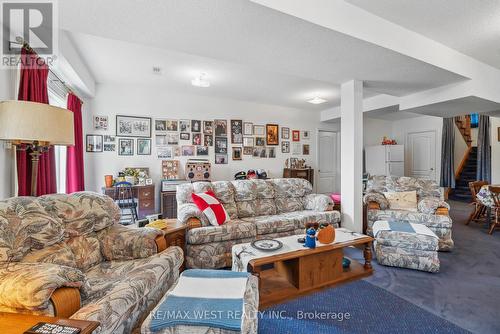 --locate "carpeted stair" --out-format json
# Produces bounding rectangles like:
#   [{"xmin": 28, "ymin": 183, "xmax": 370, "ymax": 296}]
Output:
[{"xmin": 449, "ymin": 146, "xmax": 477, "ymax": 202}]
